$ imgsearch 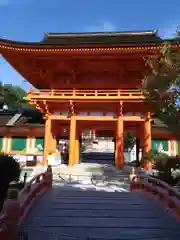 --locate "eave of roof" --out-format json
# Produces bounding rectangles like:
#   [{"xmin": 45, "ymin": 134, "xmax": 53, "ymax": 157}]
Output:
[
  {"xmin": 44, "ymin": 30, "xmax": 158, "ymax": 38},
  {"xmin": 0, "ymin": 110, "xmax": 170, "ymax": 129},
  {"xmin": 0, "ymin": 30, "xmax": 179, "ymax": 49},
  {"xmin": 0, "ymin": 124, "xmax": 44, "ymax": 127}
]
